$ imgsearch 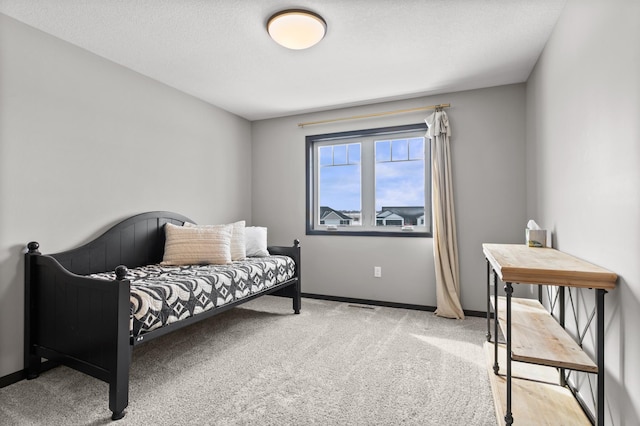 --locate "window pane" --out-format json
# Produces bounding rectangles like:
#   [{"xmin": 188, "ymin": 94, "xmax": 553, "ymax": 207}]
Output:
[
  {"xmin": 375, "ymin": 154, "xmax": 425, "ymax": 227},
  {"xmin": 333, "ymin": 145, "xmax": 347, "ymax": 165},
  {"xmin": 409, "ymin": 138, "xmax": 424, "ymax": 160},
  {"xmin": 348, "ymin": 144, "xmax": 361, "ymax": 164},
  {"xmin": 318, "ymin": 144, "xmax": 361, "ymax": 227},
  {"xmin": 376, "ymin": 140, "xmax": 391, "ymax": 162},
  {"xmin": 391, "ymin": 139, "xmax": 408, "ymax": 161},
  {"xmin": 319, "ymin": 146, "xmax": 333, "ymax": 166}
]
